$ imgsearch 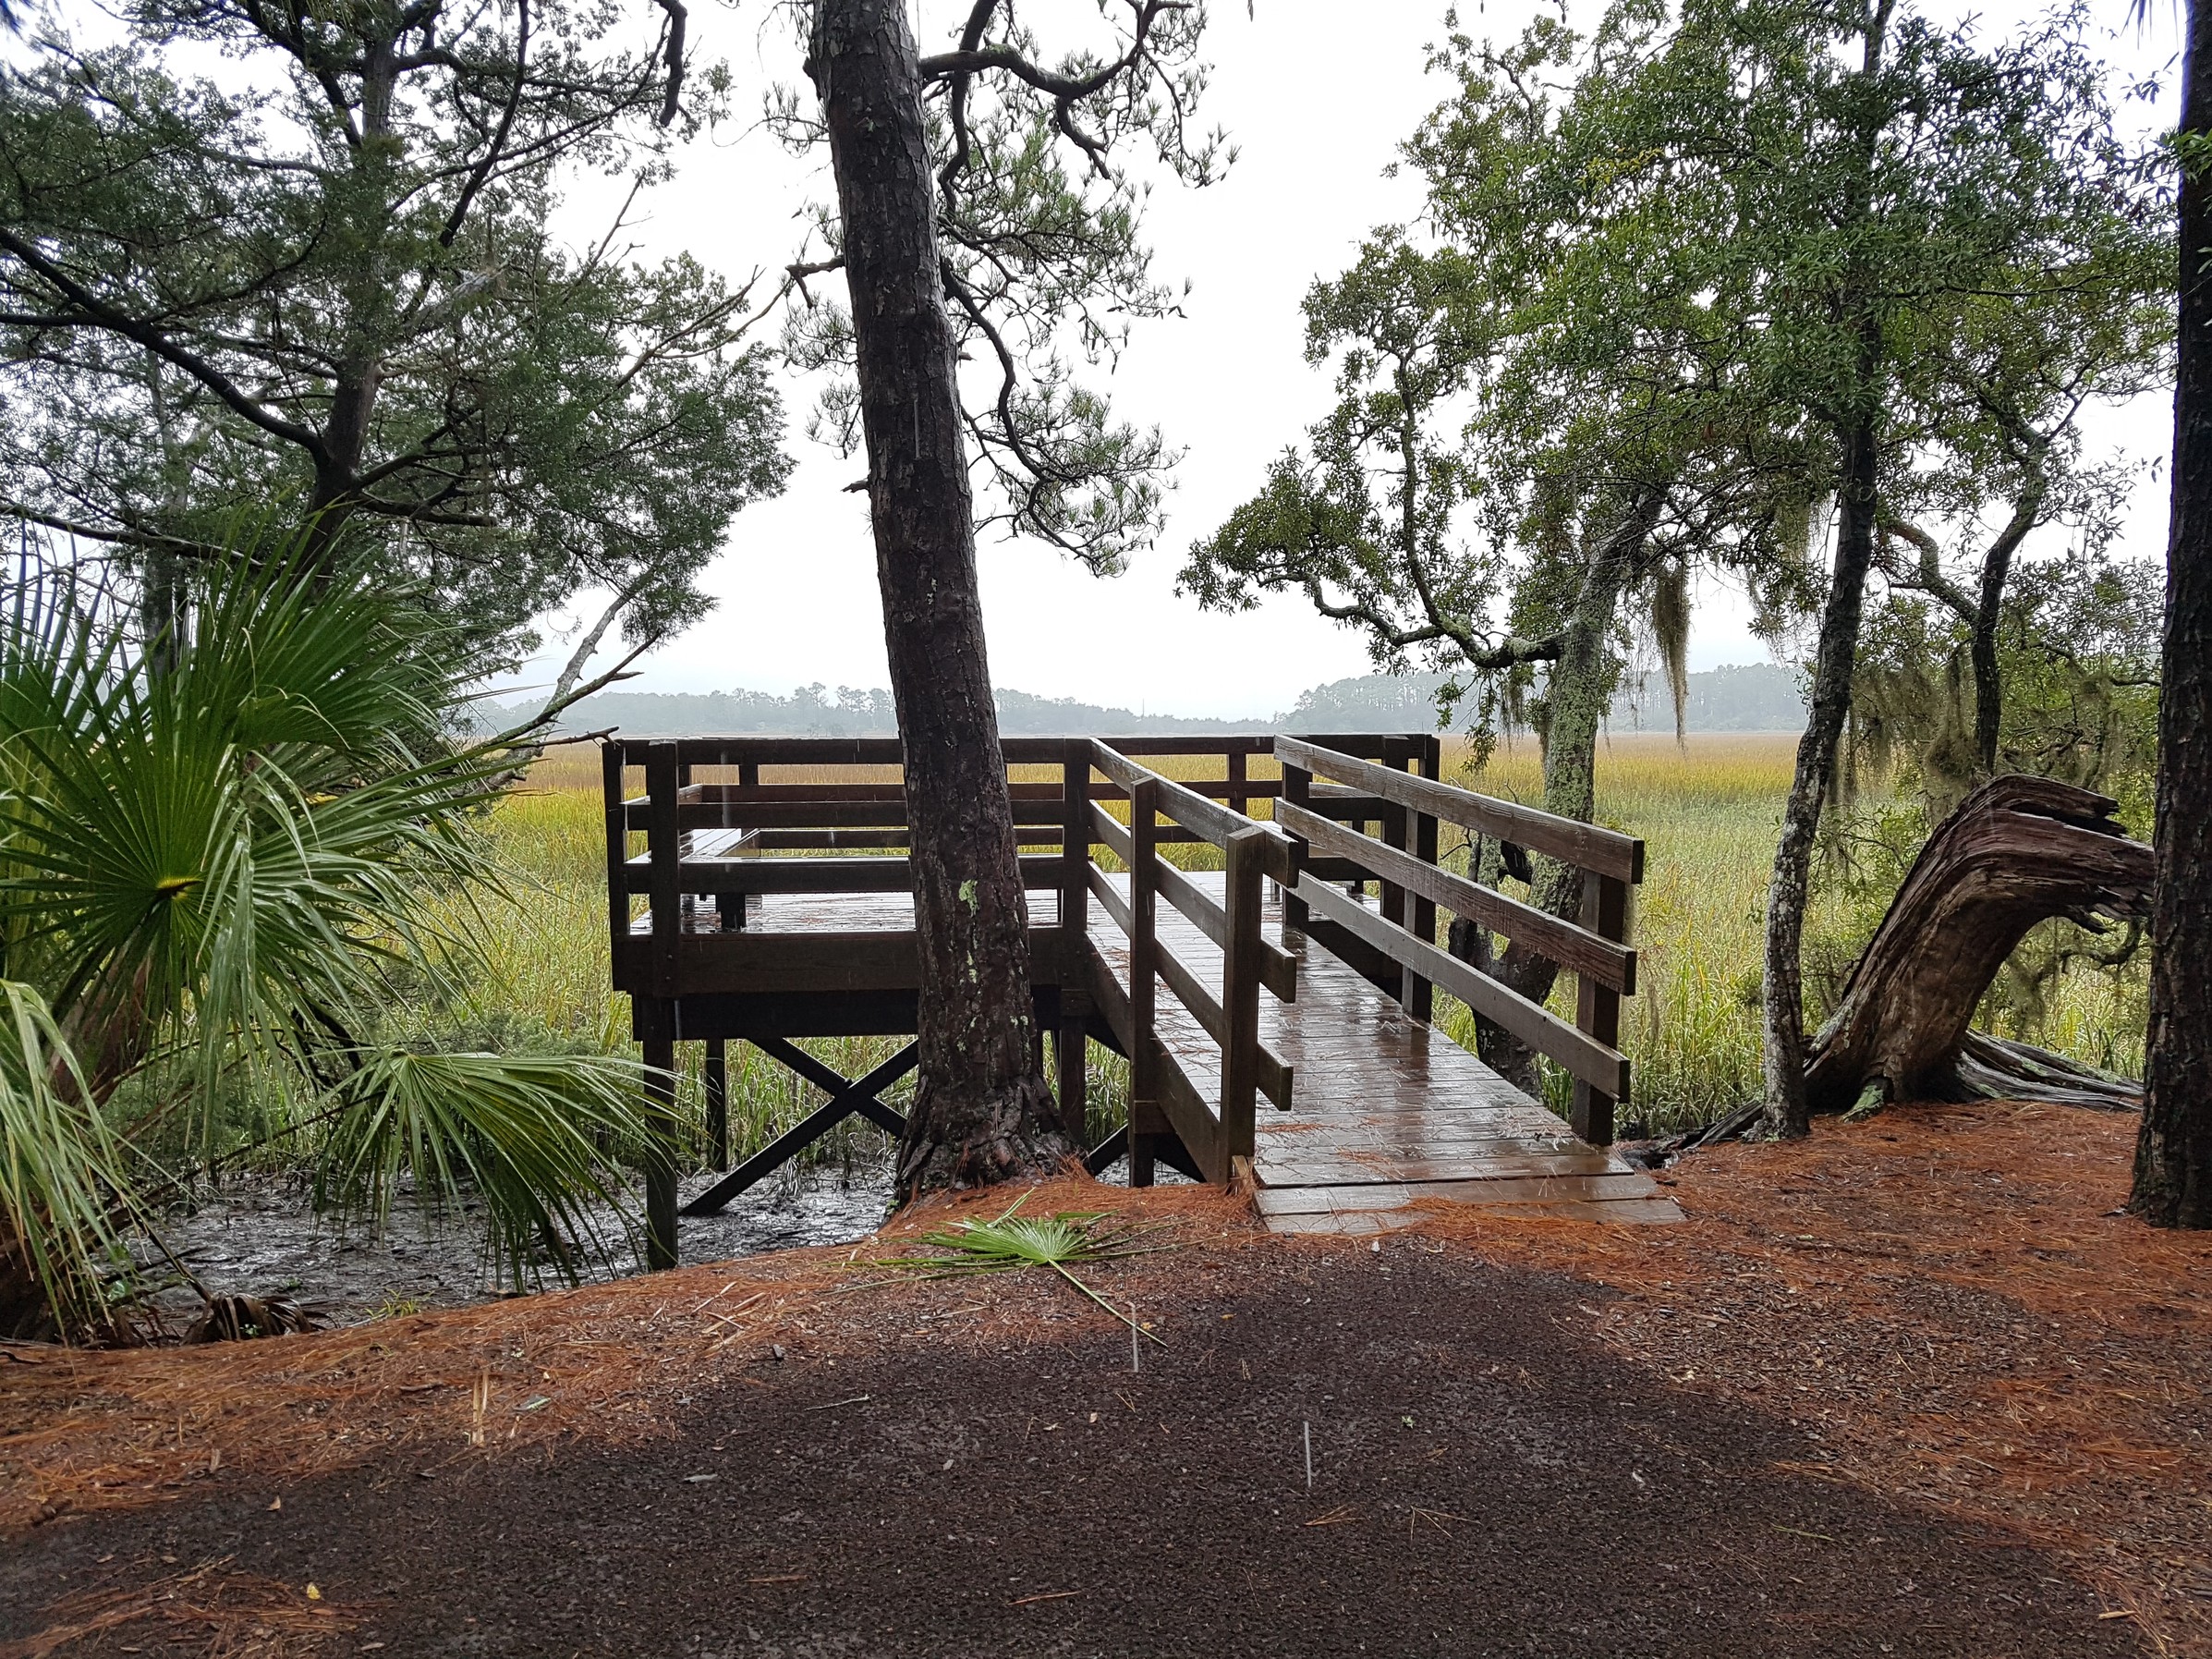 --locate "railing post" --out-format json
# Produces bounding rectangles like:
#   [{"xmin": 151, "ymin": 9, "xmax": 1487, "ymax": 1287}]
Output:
[
  {"xmin": 1221, "ymin": 825, "xmax": 1267, "ymax": 1168},
  {"xmin": 1128, "ymin": 776, "xmax": 1161, "ymax": 1187},
  {"xmin": 1226, "ymin": 745, "xmax": 1248, "ymax": 819},
  {"xmin": 1406, "ymin": 737, "xmax": 1440, "ymax": 1023},
  {"xmin": 1056, "ymin": 738, "xmax": 1092, "ymax": 1142},
  {"xmin": 1379, "ymin": 737, "xmax": 1420, "ymax": 1014},
  {"xmin": 1281, "ymin": 762, "xmax": 1312, "ymax": 942},
  {"xmin": 1573, "ymin": 872, "xmax": 1632, "ymax": 1145}
]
